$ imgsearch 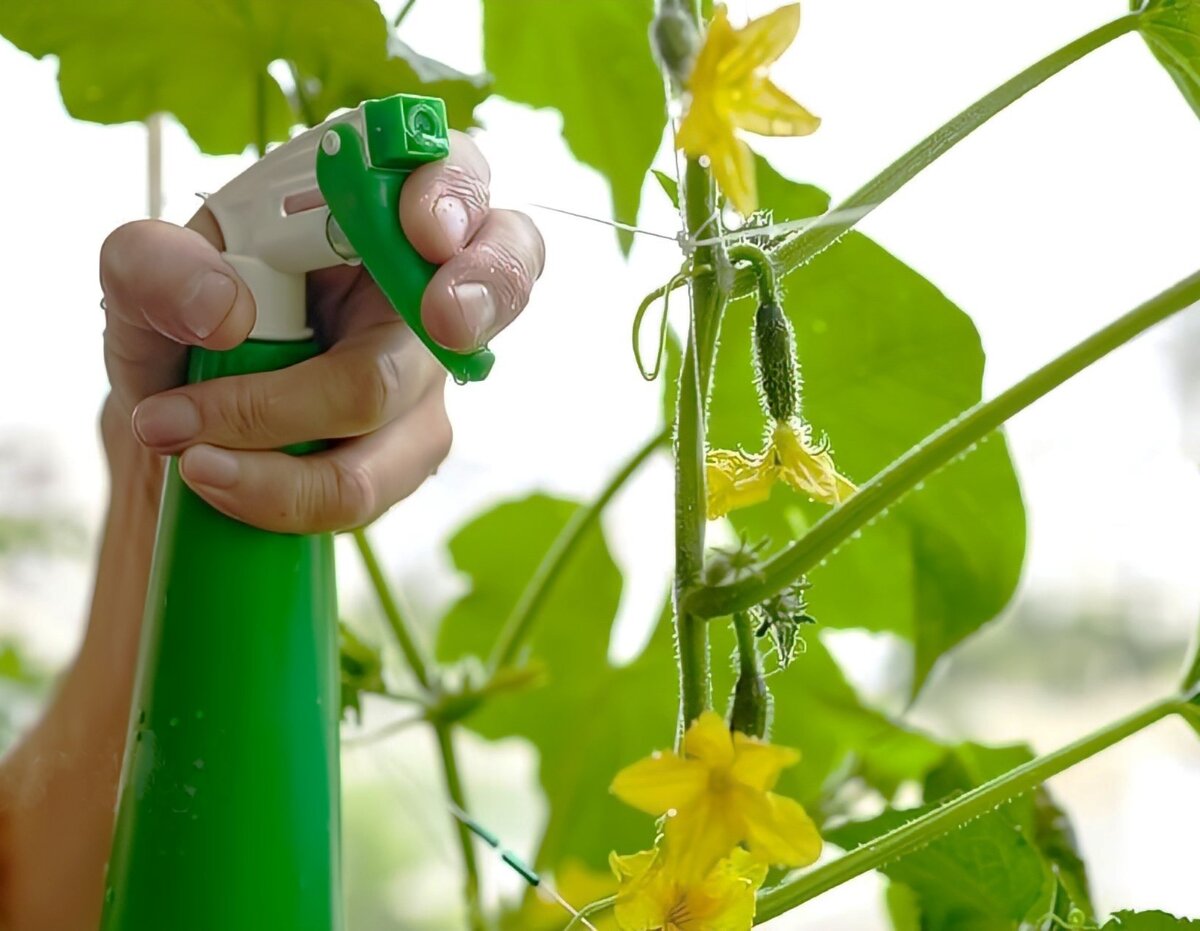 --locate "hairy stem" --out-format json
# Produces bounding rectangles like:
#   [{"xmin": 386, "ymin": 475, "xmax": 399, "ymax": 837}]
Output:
[
  {"xmin": 688, "ymin": 268, "xmax": 1200, "ymax": 618},
  {"xmin": 353, "ymin": 528, "xmax": 433, "ymax": 692},
  {"xmin": 755, "ymin": 695, "xmax": 1184, "ymax": 920},
  {"xmin": 434, "ymin": 723, "xmax": 486, "ymax": 931},
  {"xmin": 674, "ymin": 156, "xmax": 720, "ymax": 730},
  {"xmin": 488, "ymin": 429, "xmax": 668, "ymax": 672},
  {"xmin": 731, "ymin": 13, "xmax": 1140, "ymax": 294}
]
